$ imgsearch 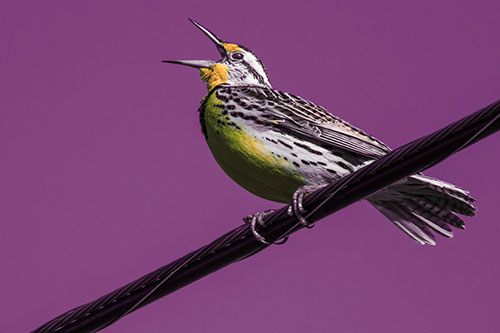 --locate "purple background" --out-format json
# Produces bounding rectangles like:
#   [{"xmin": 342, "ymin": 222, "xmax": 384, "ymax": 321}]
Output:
[{"xmin": 2, "ymin": 1, "xmax": 500, "ymax": 332}]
